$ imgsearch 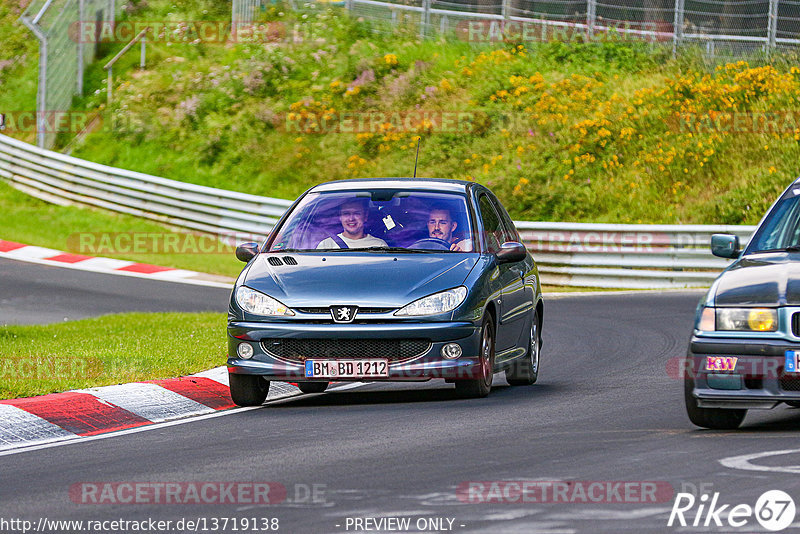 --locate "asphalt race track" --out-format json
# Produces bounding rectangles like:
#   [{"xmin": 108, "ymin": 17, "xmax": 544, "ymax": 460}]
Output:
[
  {"xmin": 0, "ymin": 257, "xmax": 231, "ymax": 325},
  {"xmin": 4, "ymin": 279, "xmax": 800, "ymax": 533}
]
